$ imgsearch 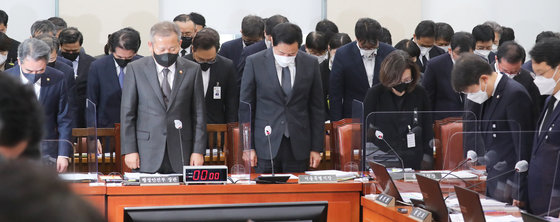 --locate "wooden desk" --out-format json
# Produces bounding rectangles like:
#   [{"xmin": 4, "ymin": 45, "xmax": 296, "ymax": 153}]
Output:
[
  {"xmin": 106, "ymin": 182, "xmax": 362, "ymax": 222},
  {"xmin": 362, "ymin": 196, "xmax": 415, "ymax": 222},
  {"xmin": 71, "ymin": 184, "xmax": 107, "ymax": 216}
]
